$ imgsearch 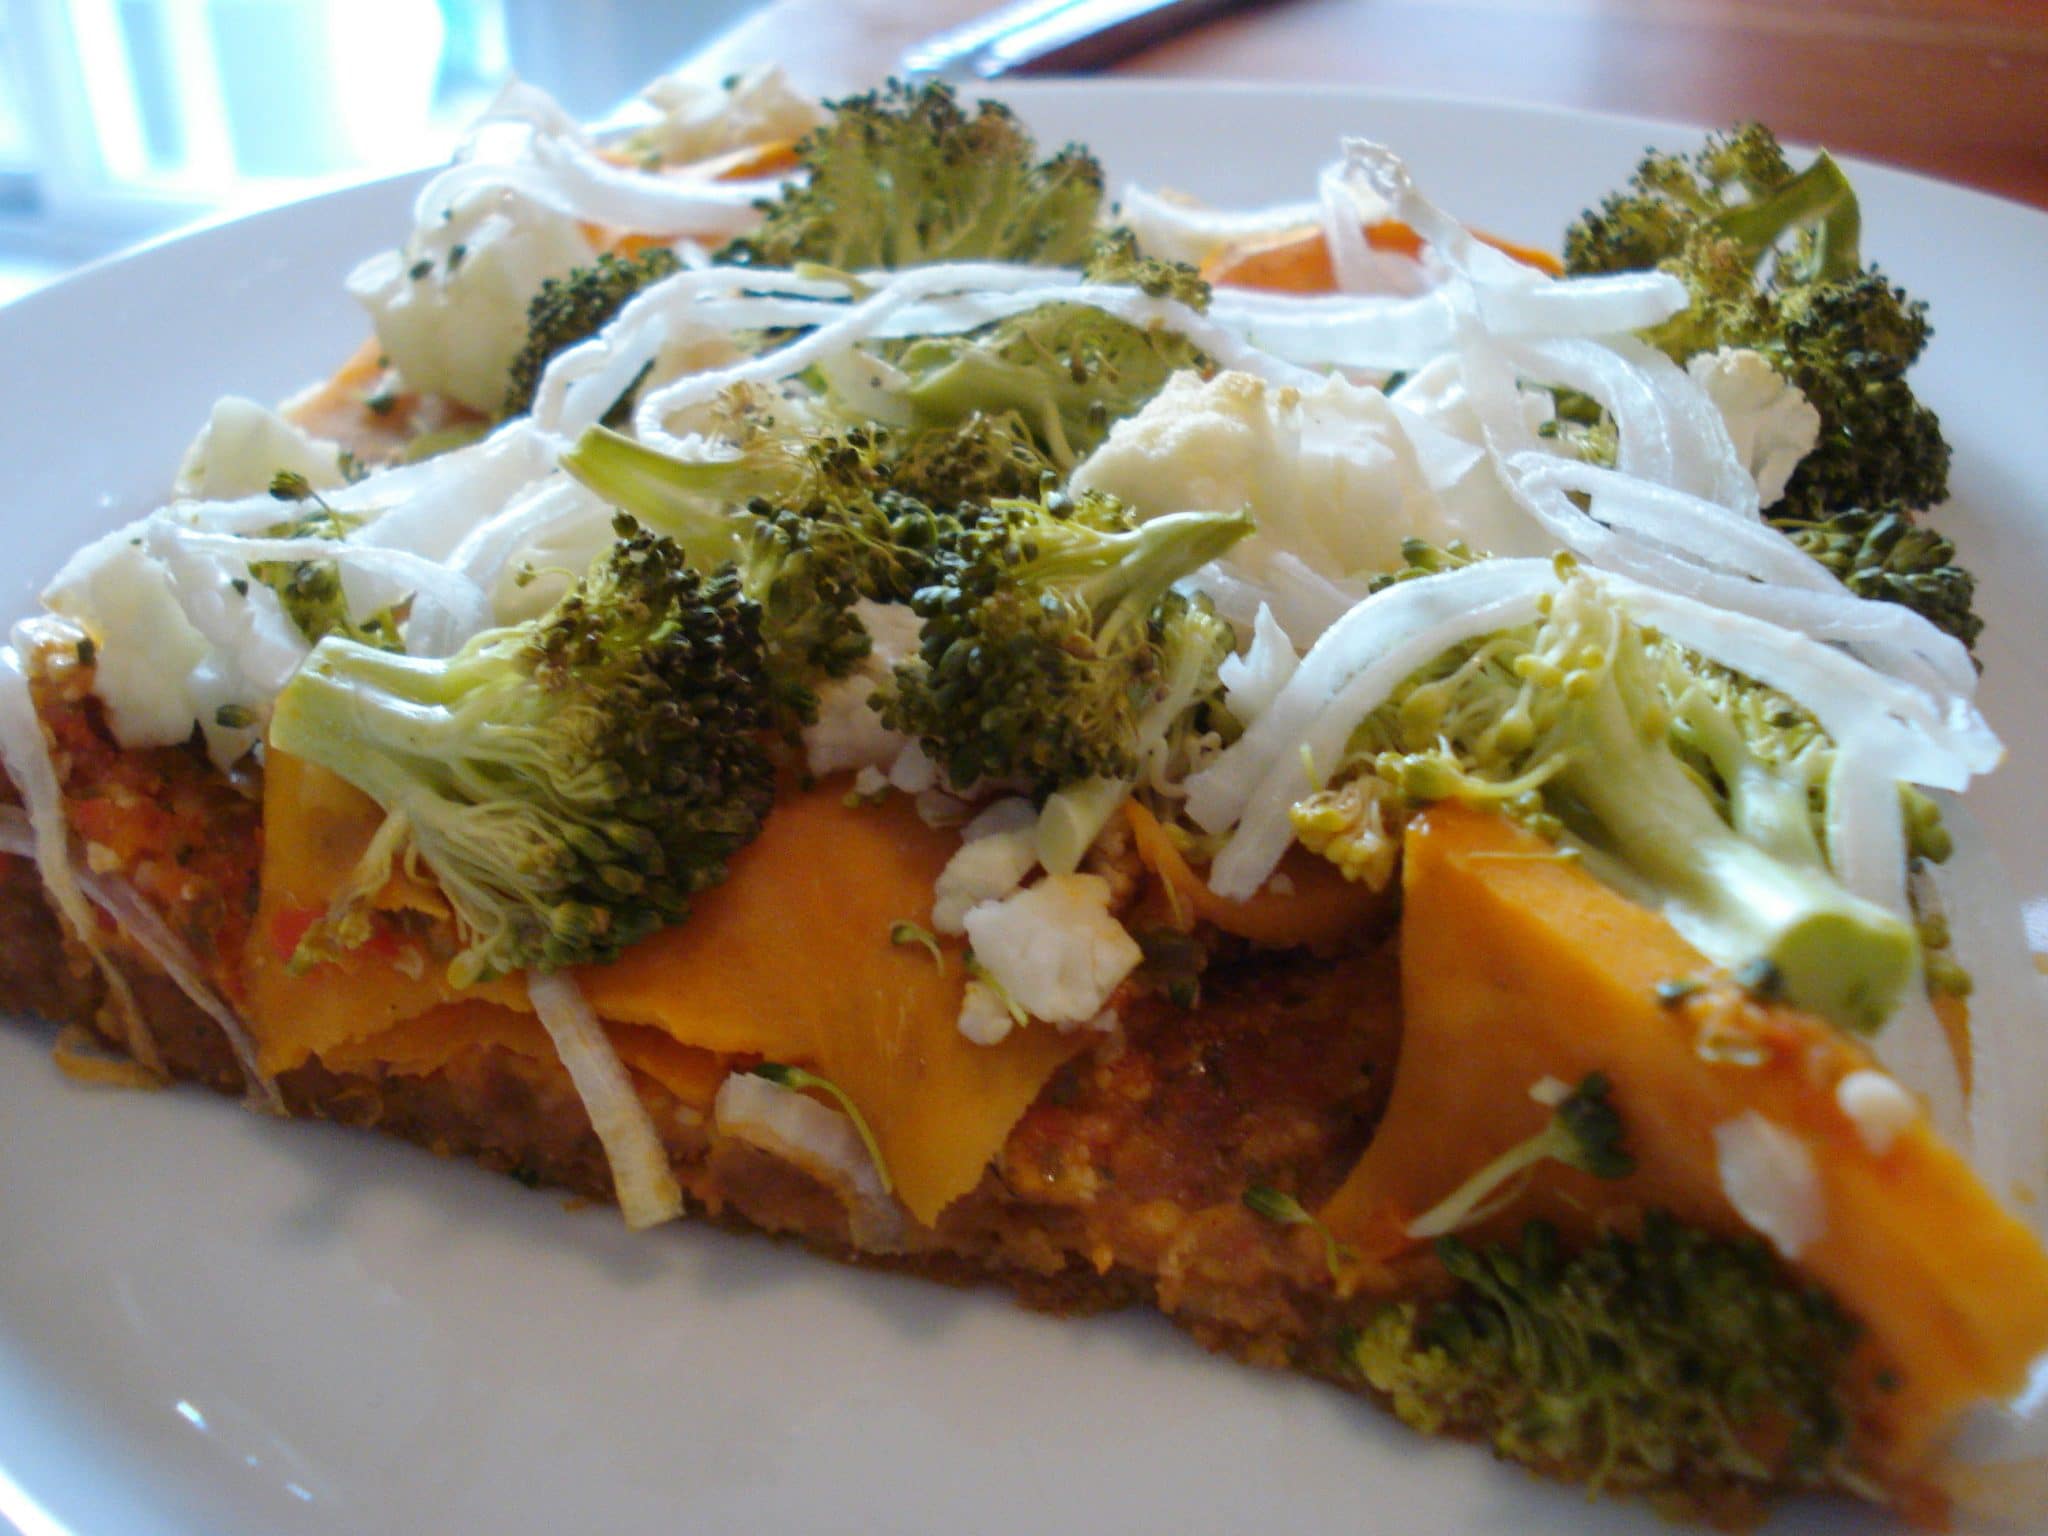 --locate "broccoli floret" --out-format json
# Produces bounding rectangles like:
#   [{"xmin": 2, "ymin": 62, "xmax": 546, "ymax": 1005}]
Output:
[
  {"xmin": 1405, "ymin": 1074, "xmax": 1636, "ymax": 1239},
  {"xmin": 269, "ymin": 516, "xmax": 776, "ymax": 986},
  {"xmin": 1364, "ymin": 536, "xmax": 1481, "ymax": 593},
  {"xmin": 884, "ymin": 410, "xmax": 1059, "ymax": 507},
  {"xmin": 1352, "ymin": 1216, "xmax": 1871, "ymax": 1513},
  {"xmin": 1083, "ymin": 225, "xmax": 1211, "ymax": 308},
  {"xmin": 719, "ymin": 79, "xmax": 1104, "ymax": 271},
  {"xmin": 892, "ymin": 299, "xmax": 1214, "ymax": 472},
  {"xmin": 1769, "ymin": 505, "xmax": 1980, "ymax": 649},
  {"xmin": 1035, "ymin": 582, "xmax": 1239, "ymax": 872},
  {"xmin": 251, "ymin": 472, "xmax": 401, "ymax": 648},
  {"xmin": 560, "ymin": 423, "xmax": 961, "ymax": 728},
  {"xmin": 1565, "ymin": 124, "xmax": 1951, "ymax": 524},
  {"xmin": 1767, "ymin": 272, "xmax": 1949, "ymax": 519},
  {"xmin": 502, "ymin": 248, "xmax": 683, "ymax": 420},
  {"xmin": 1330, "ymin": 565, "xmax": 1918, "ymax": 1031},
  {"xmin": 877, "ymin": 230, "xmax": 1213, "ymax": 472},
  {"xmin": 880, "ymin": 490, "xmax": 1251, "ymax": 795}
]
